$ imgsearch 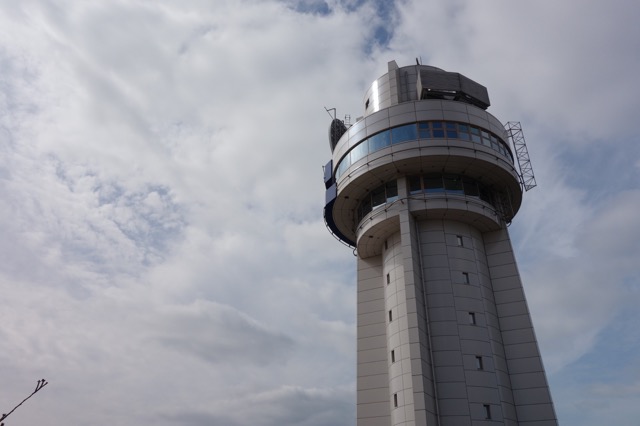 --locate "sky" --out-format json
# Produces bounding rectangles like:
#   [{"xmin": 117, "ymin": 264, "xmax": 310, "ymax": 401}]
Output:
[{"xmin": 0, "ymin": 0, "xmax": 639, "ymax": 425}]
